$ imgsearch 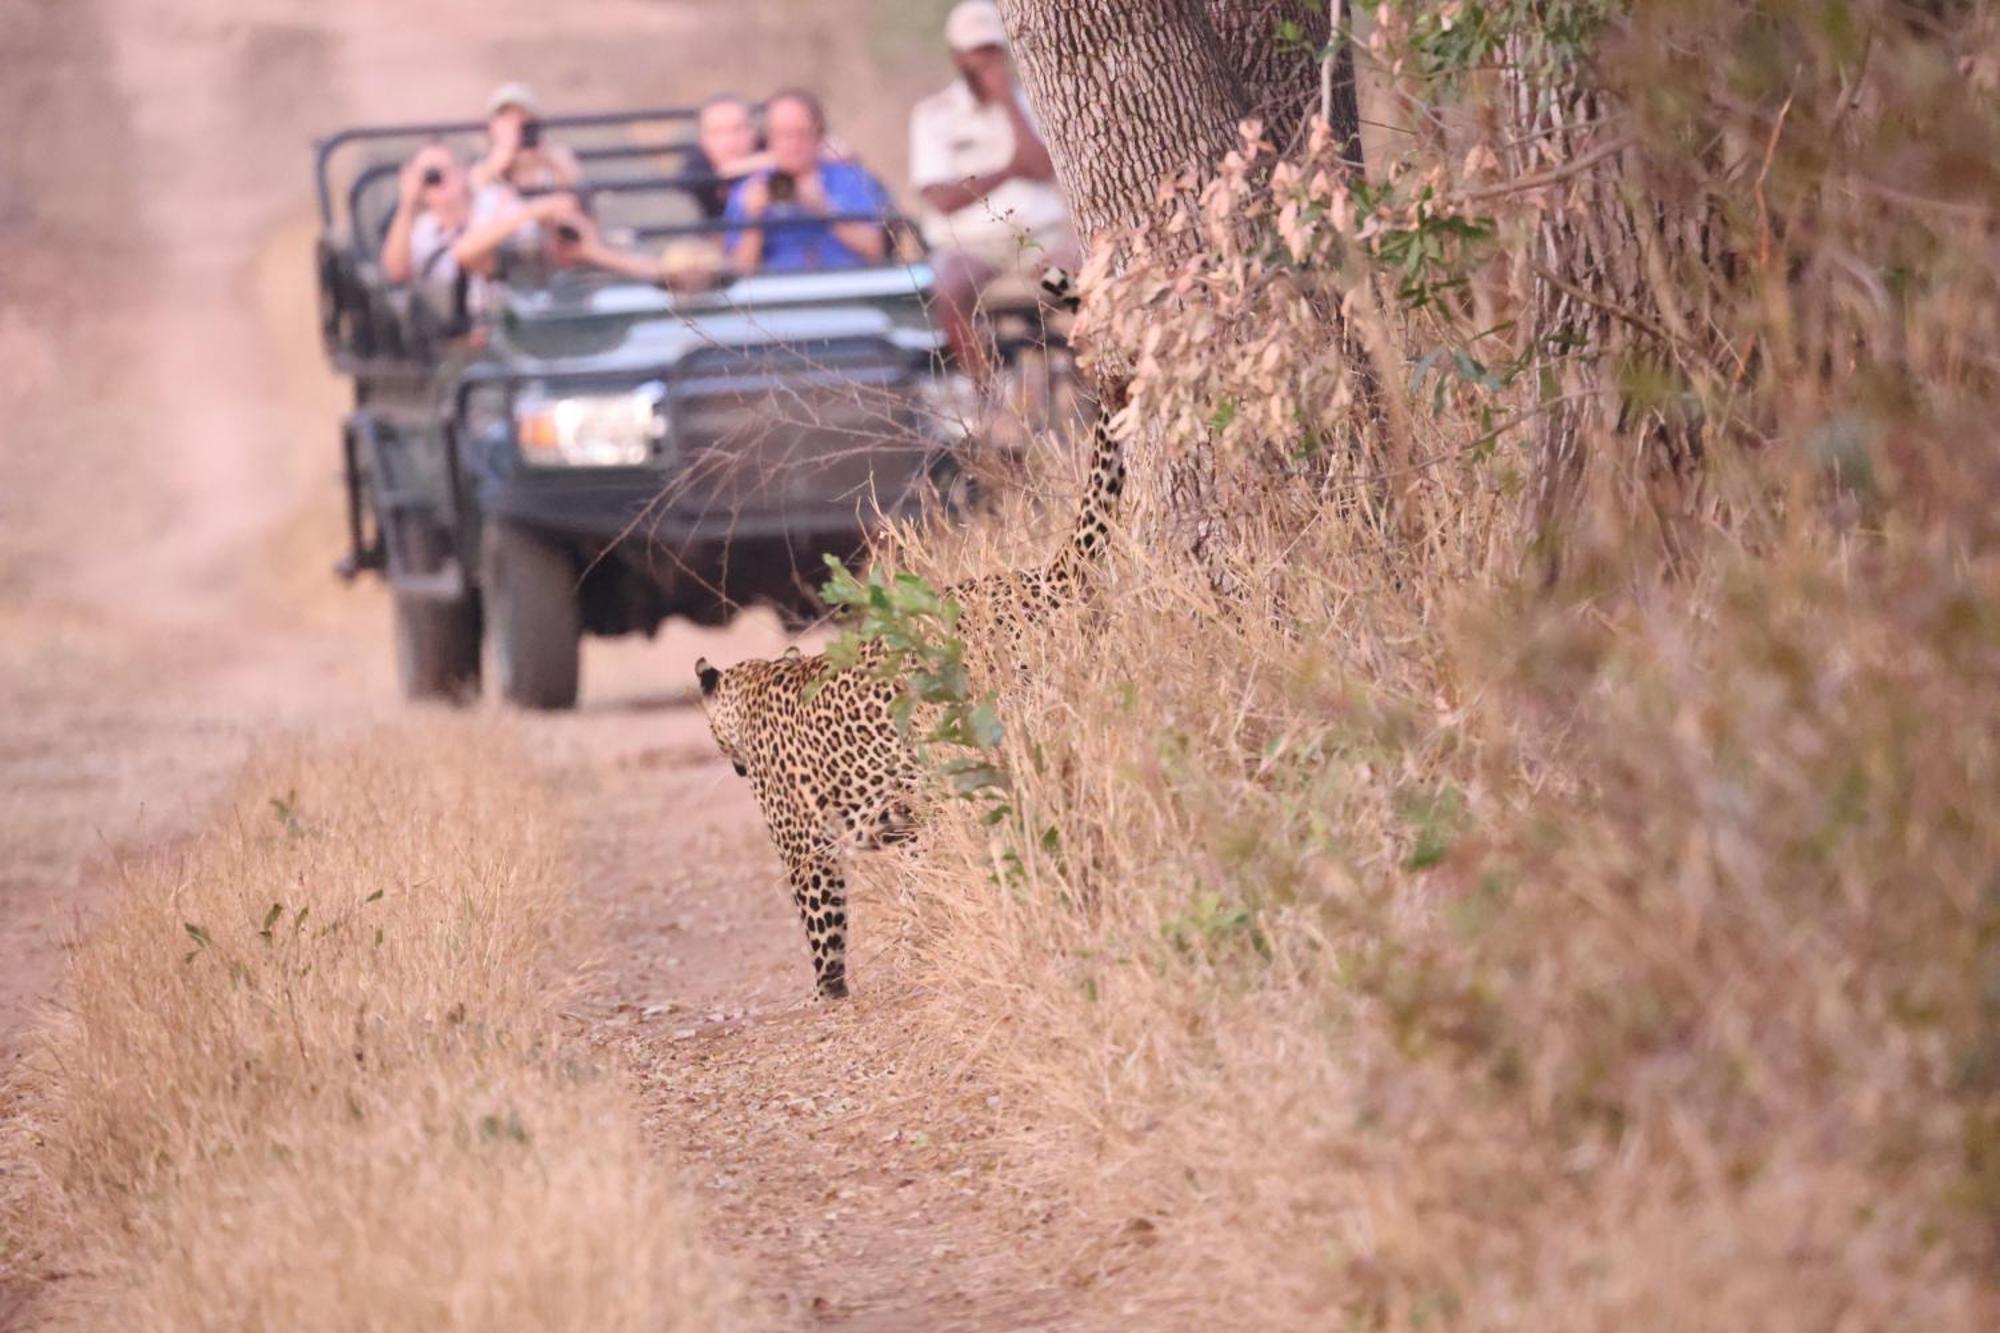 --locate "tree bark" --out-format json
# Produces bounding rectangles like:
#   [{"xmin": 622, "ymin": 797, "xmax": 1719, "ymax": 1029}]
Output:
[
  {"xmin": 1202, "ymin": 0, "xmax": 1358, "ymax": 165},
  {"xmin": 995, "ymin": 0, "xmax": 1368, "ymax": 573},
  {"xmin": 997, "ymin": 0, "xmax": 1362, "ymax": 252},
  {"xmin": 995, "ymin": 0, "xmax": 1245, "ymax": 252}
]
